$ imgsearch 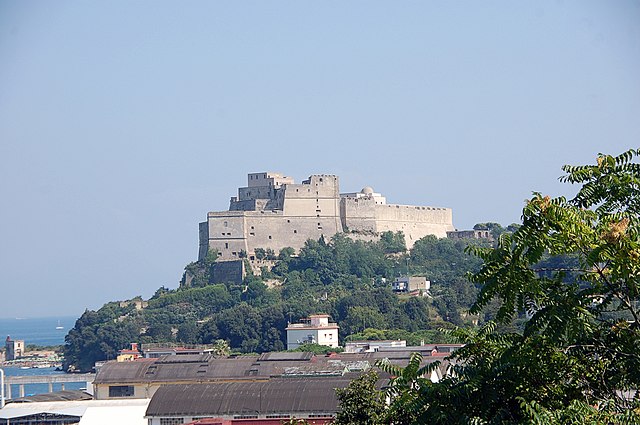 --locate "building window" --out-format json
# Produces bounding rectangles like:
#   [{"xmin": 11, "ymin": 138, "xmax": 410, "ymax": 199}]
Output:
[
  {"xmin": 223, "ymin": 221, "xmax": 228, "ymax": 227},
  {"xmin": 108, "ymin": 385, "xmax": 134, "ymax": 398},
  {"xmin": 293, "ymin": 230, "xmax": 297, "ymax": 234},
  {"xmin": 160, "ymin": 418, "xmax": 184, "ymax": 425},
  {"xmin": 268, "ymin": 235, "xmax": 272, "ymax": 239},
  {"xmin": 234, "ymin": 415, "xmax": 258, "ymax": 420},
  {"xmin": 225, "ymin": 243, "xmax": 229, "ymax": 249}
]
